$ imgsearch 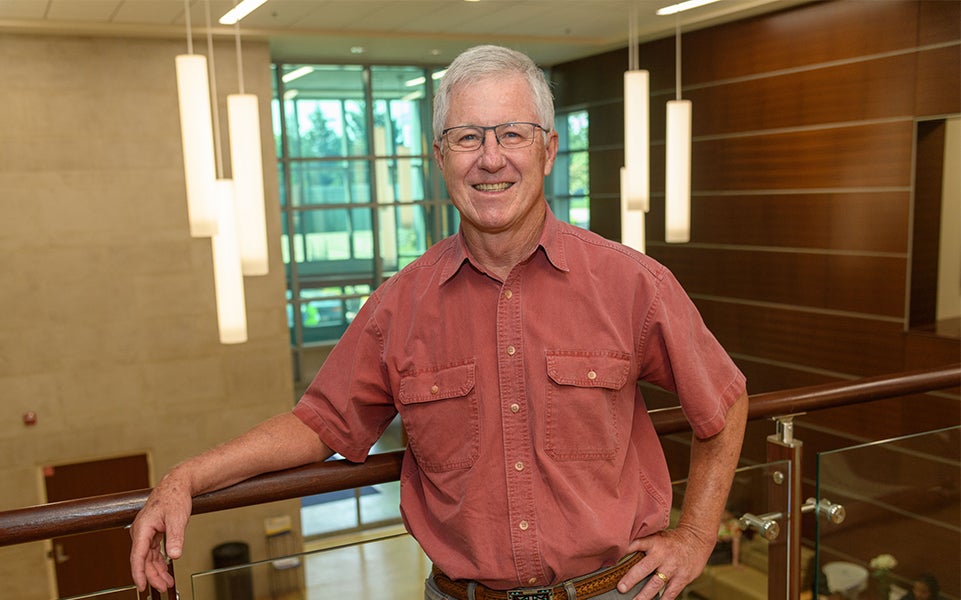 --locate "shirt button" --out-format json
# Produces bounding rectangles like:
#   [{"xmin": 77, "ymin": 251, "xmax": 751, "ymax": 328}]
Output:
[
  {"xmin": 507, "ymin": 345, "xmax": 516, "ymax": 356},
  {"xmin": 430, "ymin": 384, "xmax": 439, "ymax": 394},
  {"xmin": 587, "ymin": 370, "xmax": 597, "ymax": 380},
  {"xmin": 510, "ymin": 403, "xmax": 520, "ymax": 413},
  {"xmin": 519, "ymin": 520, "xmax": 529, "ymax": 531},
  {"xmin": 504, "ymin": 289, "xmax": 513, "ymax": 299},
  {"xmin": 514, "ymin": 461, "xmax": 524, "ymax": 471}
]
